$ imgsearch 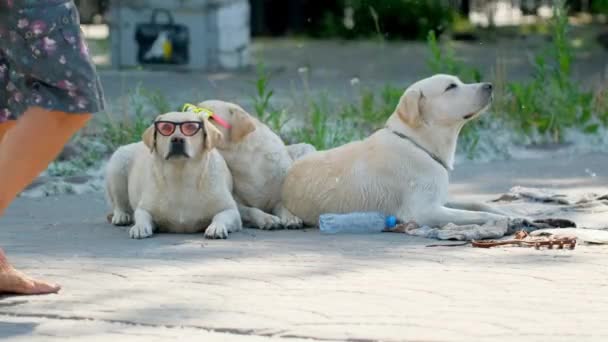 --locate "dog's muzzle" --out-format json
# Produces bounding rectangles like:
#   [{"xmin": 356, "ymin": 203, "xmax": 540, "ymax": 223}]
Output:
[
  {"xmin": 482, "ymin": 82, "xmax": 494, "ymax": 101},
  {"xmin": 464, "ymin": 83, "xmax": 494, "ymax": 120},
  {"xmin": 482, "ymin": 82, "xmax": 493, "ymax": 93},
  {"xmin": 166, "ymin": 137, "xmax": 189, "ymax": 159}
]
